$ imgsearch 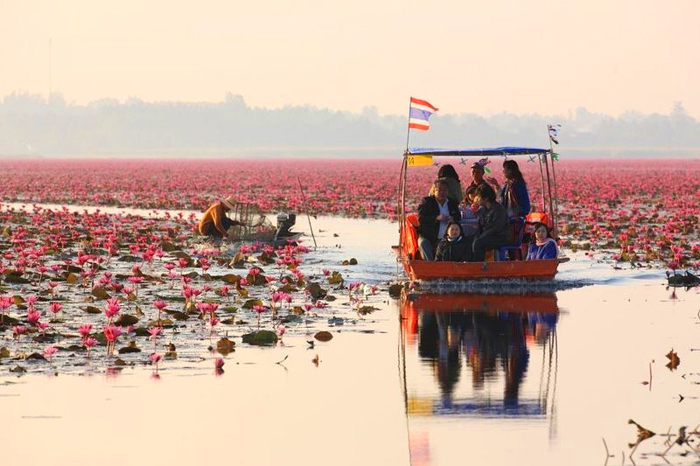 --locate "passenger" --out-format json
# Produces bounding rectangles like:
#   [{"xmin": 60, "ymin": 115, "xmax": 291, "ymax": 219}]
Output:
[
  {"xmin": 487, "ymin": 160, "xmax": 531, "ymax": 217},
  {"xmin": 198, "ymin": 196, "xmax": 245, "ymax": 238},
  {"xmin": 418, "ymin": 179, "xmax": 461, "ymax": 261},
  {"xmin": 465, "ymin": 158, "xmax": 489, "ymax": 194},
  {"xmin": 466, "ymin": 184, "xmax": 511, "ymax": 262},
  {"xmin": 526, "ymin": 223, "xmax": 558, "ymax": 260},
  {"xmin": 429, "ymin": 164, "xmax": 463, "ymax": 204},
  {"xmin": 435, "ymin": 221, "xmax": 470, "ymax": 262},
  {"xmin": 460, "ymin": 187, "xmax": 482, "ymax": 237}
]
